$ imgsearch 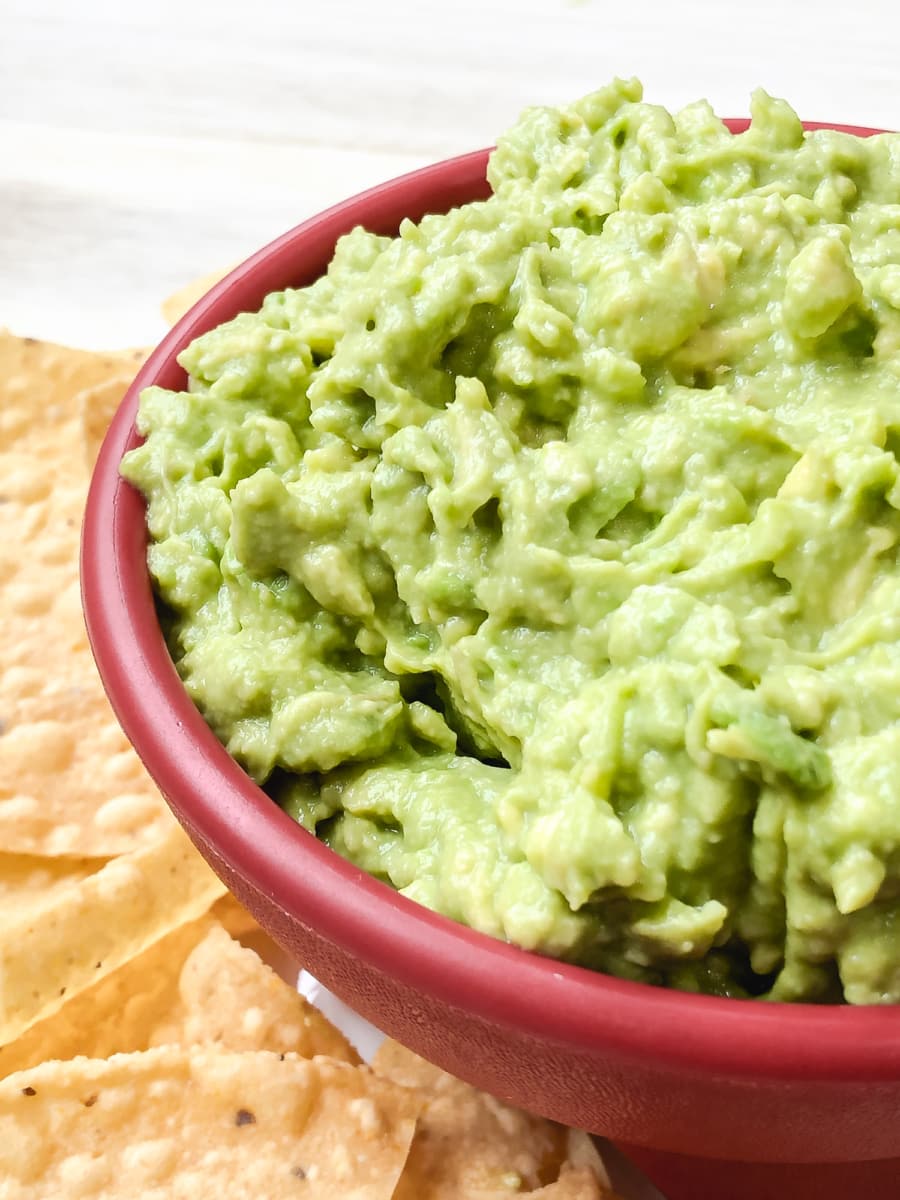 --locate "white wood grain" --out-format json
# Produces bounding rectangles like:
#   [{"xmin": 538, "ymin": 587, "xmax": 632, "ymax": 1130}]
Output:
[
  {"xmin": 1, "ymin": 120, "xmax": 423, "ymax": 345},
  {"xmin": 3, "ymin": 0, "xmax": 899, "ymax": 346}
]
